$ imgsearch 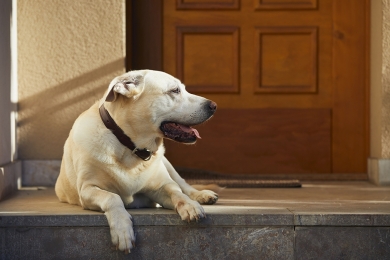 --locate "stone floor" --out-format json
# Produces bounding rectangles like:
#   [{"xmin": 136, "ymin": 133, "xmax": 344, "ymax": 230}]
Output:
[{"xmin": 0, "ymin": 181, "xmax": 389, "ymax": 259}]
